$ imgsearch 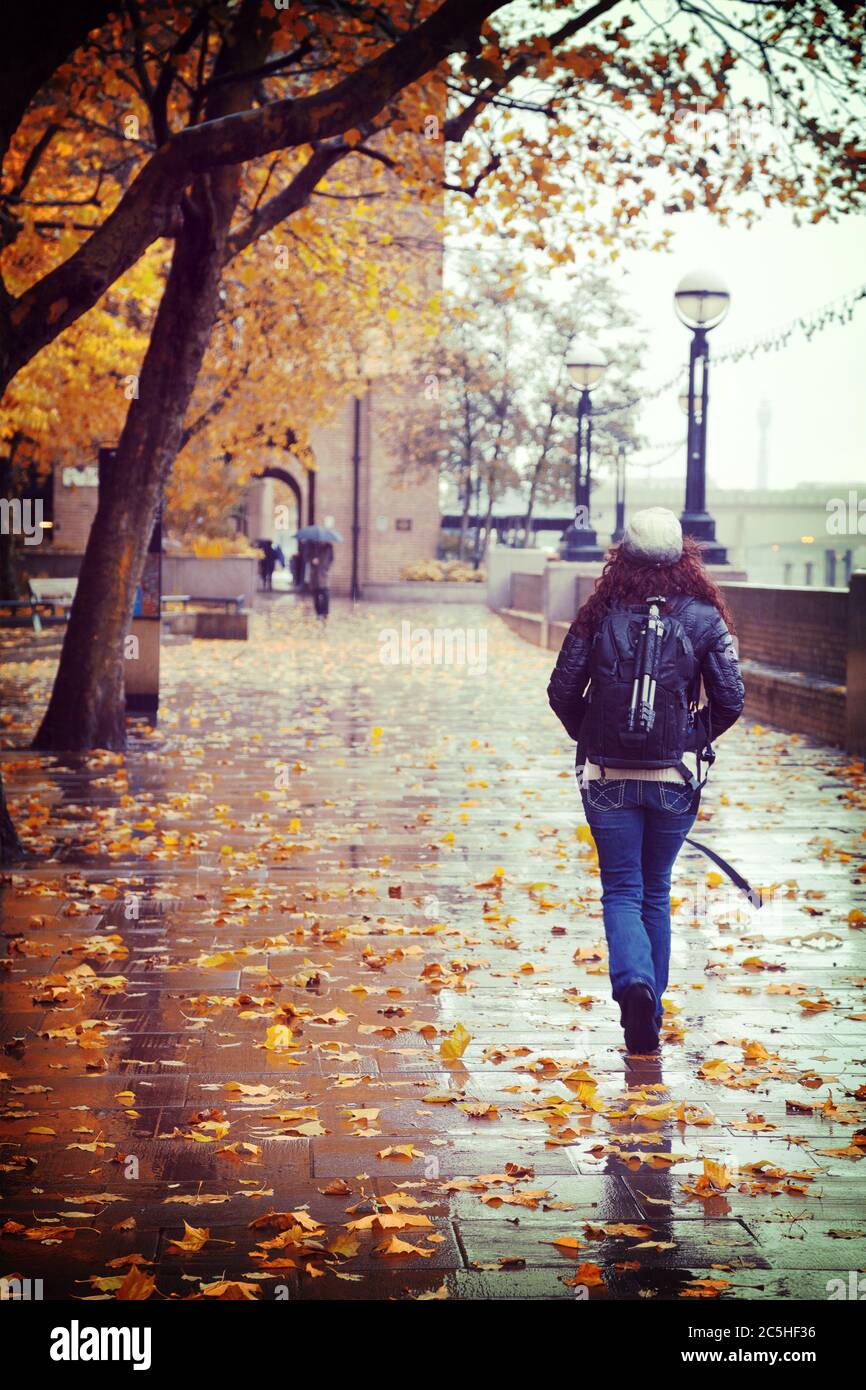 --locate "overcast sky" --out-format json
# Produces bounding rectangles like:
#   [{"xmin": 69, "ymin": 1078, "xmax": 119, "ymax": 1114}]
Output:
[
  {"xmin": 443, "ymin": 4, "xmax": 866, "ymax": 495},
  {"xmin": 445, "ymin": 202, "xmax": 866, "ymax": 493}
]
